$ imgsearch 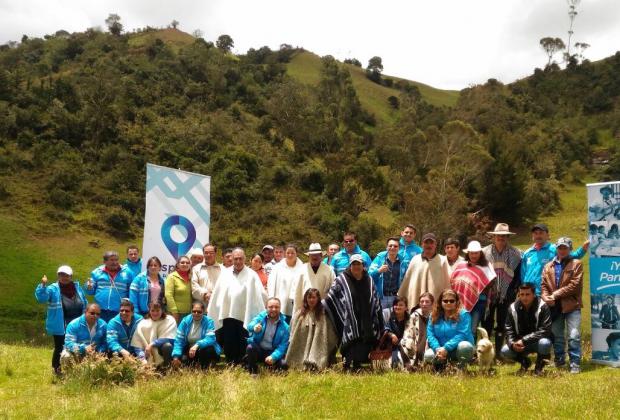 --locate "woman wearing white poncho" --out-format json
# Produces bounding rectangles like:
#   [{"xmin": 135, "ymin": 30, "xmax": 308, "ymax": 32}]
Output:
[
  {"xmin": 131, "ymin": 302, "xmax": 177, "ymax": 367},
  {"xmin": 267, "ymin": 244, "xmax": 304, "ymax": 322},
  {"xmin": 207, "ymin": 248, "xmax": 267, "ymax": 364}
]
